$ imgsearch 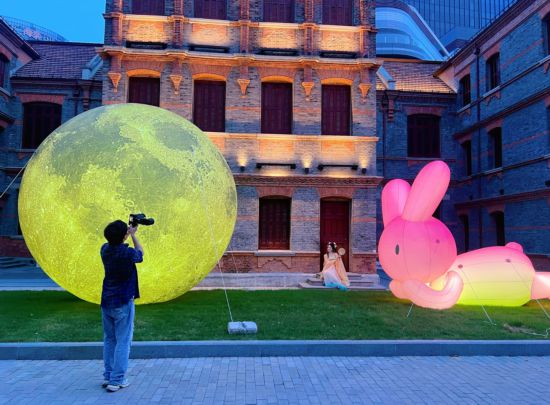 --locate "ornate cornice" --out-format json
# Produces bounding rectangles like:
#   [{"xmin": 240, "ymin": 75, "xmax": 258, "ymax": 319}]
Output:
[{"xmin": 234, "ymin": 174, "xmax": 383, "ymax": 188}]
